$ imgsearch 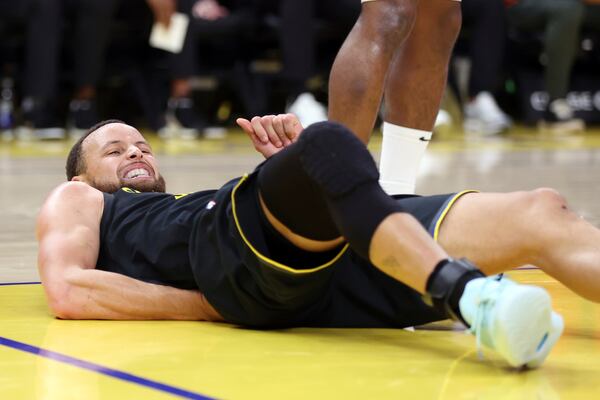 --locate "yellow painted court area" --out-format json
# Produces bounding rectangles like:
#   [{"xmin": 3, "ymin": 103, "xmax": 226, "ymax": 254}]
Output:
[
  {"xmin": 1, "ymin": 127, "xmax": 600, "ymax": 399},
  {"xmin": 1, "ymin": 270, "xmax": 599, "ymax": 399}
]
